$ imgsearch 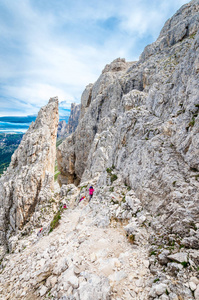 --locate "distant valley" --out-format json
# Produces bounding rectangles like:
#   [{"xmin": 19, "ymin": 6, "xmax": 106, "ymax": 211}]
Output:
[
  {"xmin": 0, "ymin": 133, "xmax": 23, "ymax": 175},
  {"xmin": 0, "ymin": 114, "xmax": 70, "ymax": 175}
]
